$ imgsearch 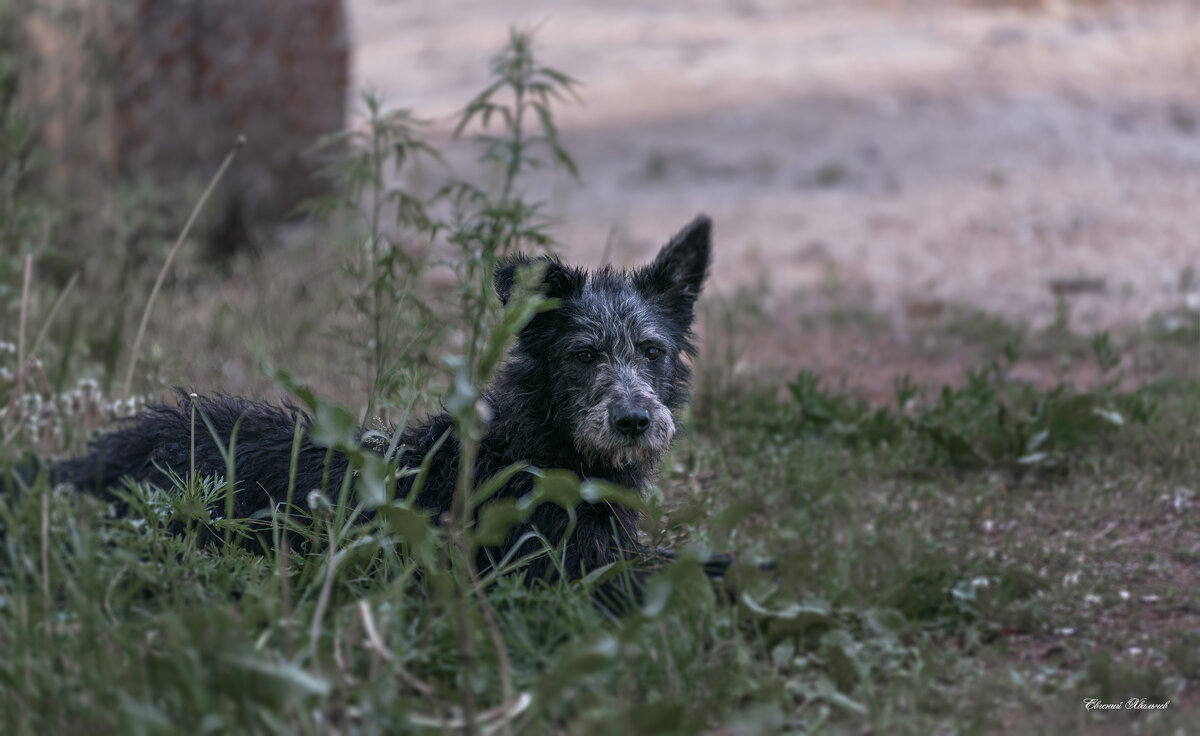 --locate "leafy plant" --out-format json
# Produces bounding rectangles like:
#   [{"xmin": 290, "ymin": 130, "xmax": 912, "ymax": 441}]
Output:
[
  {"xmin": 784, "ymin": 337, "xmax": 1146, "ymax": 474},
  {"xmin": 787, "ymin": 371, "xmax": 901, "ymax": 447},
  {"xmin": 305, "ymin": 94, "xmax": 444, "ymax": 425},
  {"xmin": 910, "ymin": 346, "xmax": 1129, "ymax": 473}
]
